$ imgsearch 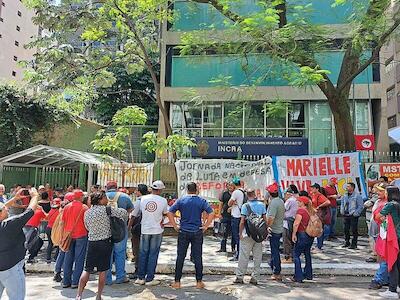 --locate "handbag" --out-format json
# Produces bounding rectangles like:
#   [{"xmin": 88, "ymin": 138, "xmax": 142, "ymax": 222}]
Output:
[
  {"xmin": 59, "ymin": 207, "xmax": 84, "ymax": 252},
  {"xmin": 106, "ymin": 206, "xmax": 126, "ymax": 243}
]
